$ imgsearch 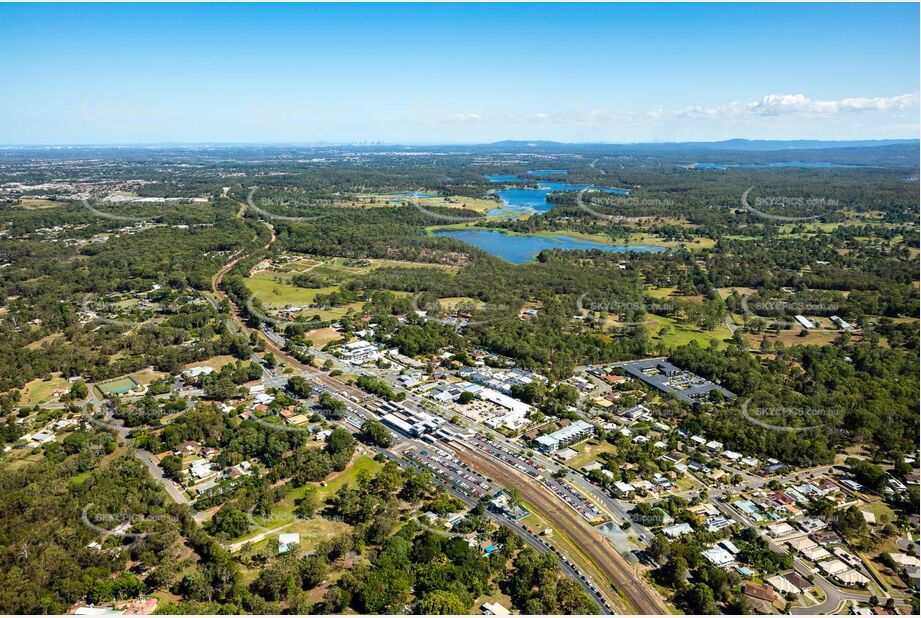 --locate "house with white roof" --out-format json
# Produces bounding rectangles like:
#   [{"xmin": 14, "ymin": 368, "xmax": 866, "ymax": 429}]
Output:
[
  {"xmin": 767, "ymin": 574, "xmax": 801, "ymax": 595},
  {"xmin": 835, "ymin": 569, "xmax": 869, "ymax": 587},
  {"xmin": 818, "ymin": 559, "xmax": 848, "ymax": 576},
  {"xmin": 278, "ymin": 533, "xmax": 300, "ymax": 554},
  {"xmin": 768, "ymin": 521, "xmax": 796, "ymax": 537},
  {"xmin": 662, "ymin": 522, "xmax": 694, "ymax": 538},
  {"xmin": 703, "ymin": 546, "xmax": 735, "ymax": 567},
  {"xmin": 788, "ymin": 536, "xmax": 817, "ymax": 553},
  {"xmin": 802, "ymin": 546, "xmax": 832, "ymax": 562}
]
